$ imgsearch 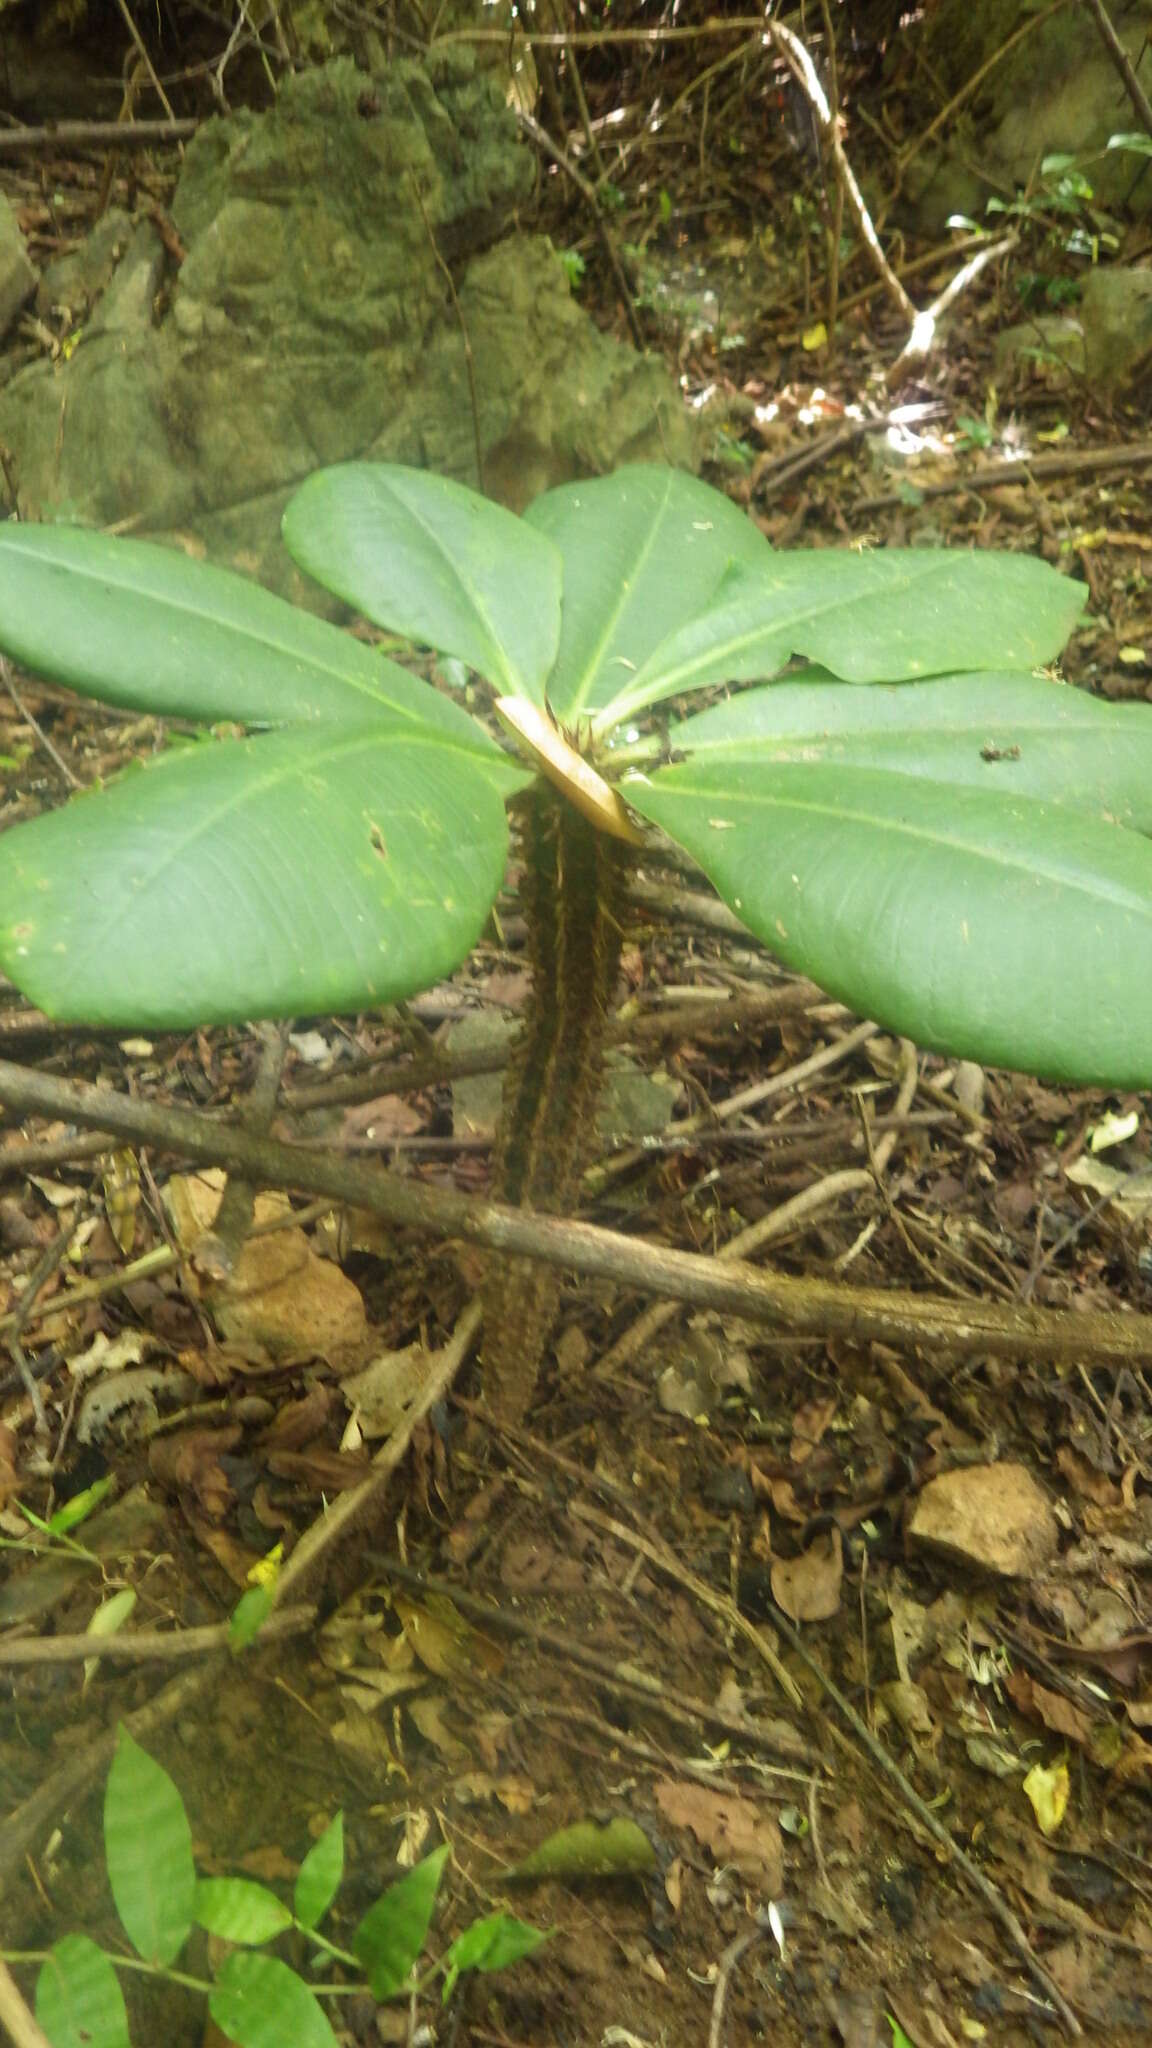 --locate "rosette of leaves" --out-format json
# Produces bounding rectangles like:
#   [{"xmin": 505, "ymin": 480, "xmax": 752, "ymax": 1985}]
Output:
[{"xmin": 0, "ymin": 464, "xmax": 1149, "ymax": 1409}]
